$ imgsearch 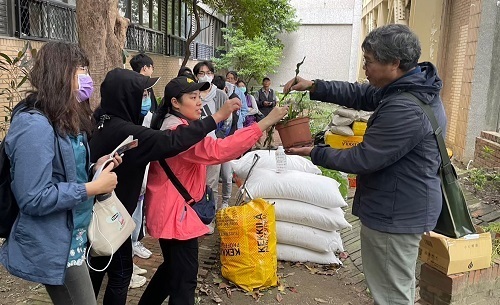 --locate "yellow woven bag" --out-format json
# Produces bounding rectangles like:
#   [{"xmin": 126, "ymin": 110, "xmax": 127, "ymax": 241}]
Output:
[{"xmin": 216, "ymin": 198, "xmax": 278, "ymax": 292}]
